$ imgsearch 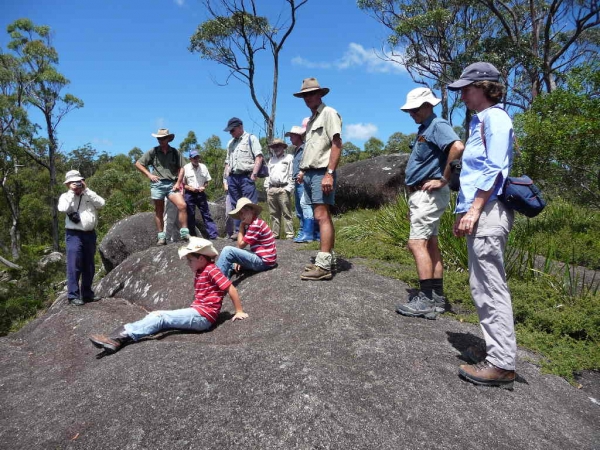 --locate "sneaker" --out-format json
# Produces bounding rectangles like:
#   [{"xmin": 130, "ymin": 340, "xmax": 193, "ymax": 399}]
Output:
[
  {"xmin": 396, "ymin": 292, "xmax": 438, "ymax": 320},
  {"xmin": 458, "ymin": 360, "xmax": 515, "ymax": 390},
  {"xmin": 157, "ymin": 237, "xmax": 167, "ymax": 246},
  {"xmin": 432, "ymin": 292, "xmax": 448, "ymax": 313},
  {"xmin": 301, "ymin": 266, "xmax": 333, "ymax": 281},
  {"xmin": 180, "ymin": 228, "xmax": 190, "ymax": 241},
  {"xmin": 69, "ymin": 298, "xmax": 85, "ymax": 306}
]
